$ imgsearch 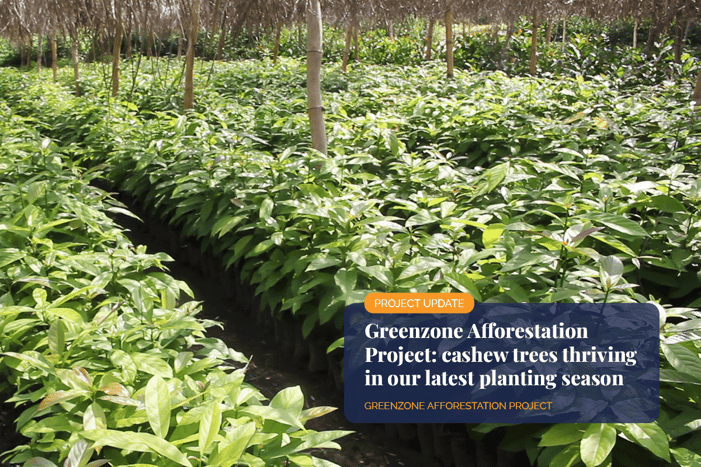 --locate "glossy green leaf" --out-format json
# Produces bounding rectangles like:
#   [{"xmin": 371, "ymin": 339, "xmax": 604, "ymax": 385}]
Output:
[
  {"xmin": 145, "ymin": 375, "xmax": 171, "ymax": 438},
  {"xmin": 580, "ymin": 424, "xmax": 616, "ymax": 467},
  {"xmin": 82, "ymin": 429, "xmax": 190, "ymax": 467},
  {"xmin": 613, "ymin": 423, "xmax": 669, "ymax": 461},
  {"xmin": 208, "ymin": 422, "xmax": 256, "ymax": 467},
  {"xmin": 199, "ymin": 401, "xmax": 222, "ymax": 456}
]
